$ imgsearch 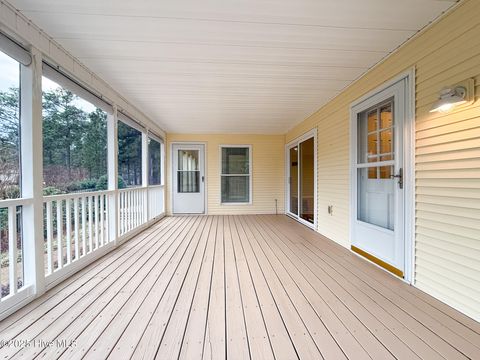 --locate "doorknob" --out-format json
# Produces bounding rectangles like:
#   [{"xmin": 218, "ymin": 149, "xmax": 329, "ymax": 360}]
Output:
[
  {"xmin": 390, "ymin": 168, "xmax": 403, "ymax": 189},
  {"xmin": 202, "ymin": 176, "xmax": 205, "ymax": 182}
]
